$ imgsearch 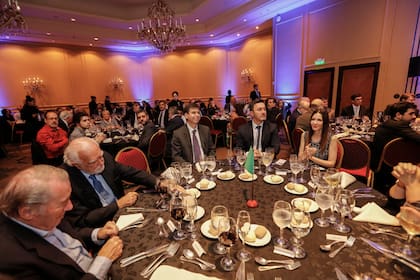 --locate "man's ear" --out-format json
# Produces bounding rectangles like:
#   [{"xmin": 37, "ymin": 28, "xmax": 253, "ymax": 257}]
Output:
[
  {"xmin": 395, "ymin": 112, "xmax": 402, "ymax": 120},
  {"xmin": 18, "ymin": 205, "xmax": 35, "ymax": 221}
]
